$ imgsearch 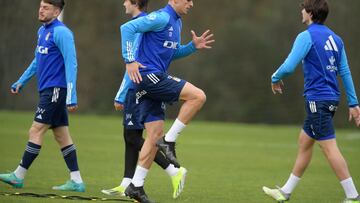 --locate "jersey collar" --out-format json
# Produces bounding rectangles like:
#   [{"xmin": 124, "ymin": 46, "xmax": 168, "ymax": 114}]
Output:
[
  {"xmin": 44, "ymin": 18, "xmax": 60, "ymax": 29},
  {"xmin": 164, "ymin": 4, "xmax": 181, "ymax": 20}
]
